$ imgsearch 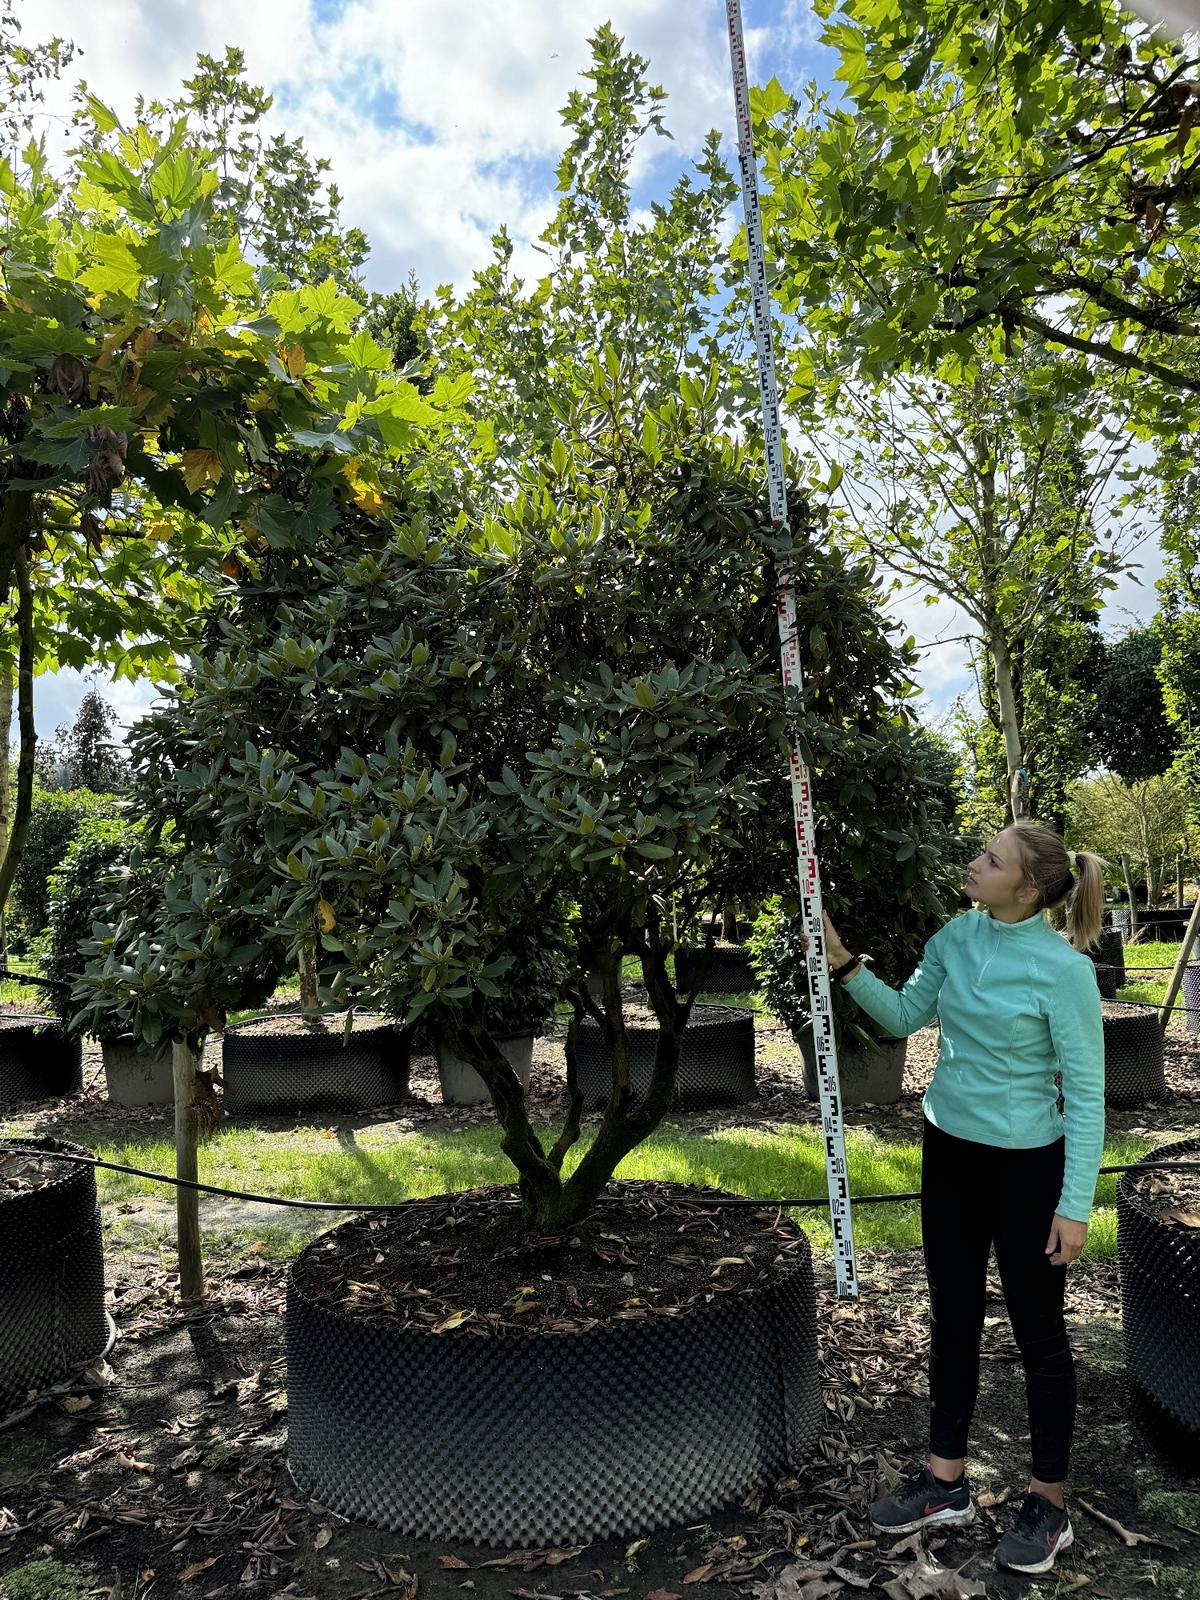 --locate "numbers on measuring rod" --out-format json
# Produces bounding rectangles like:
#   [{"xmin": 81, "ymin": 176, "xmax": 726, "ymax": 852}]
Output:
[{"xmin": 725, "ymin": 0, "xmax": 858, "ymax": 1299}]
